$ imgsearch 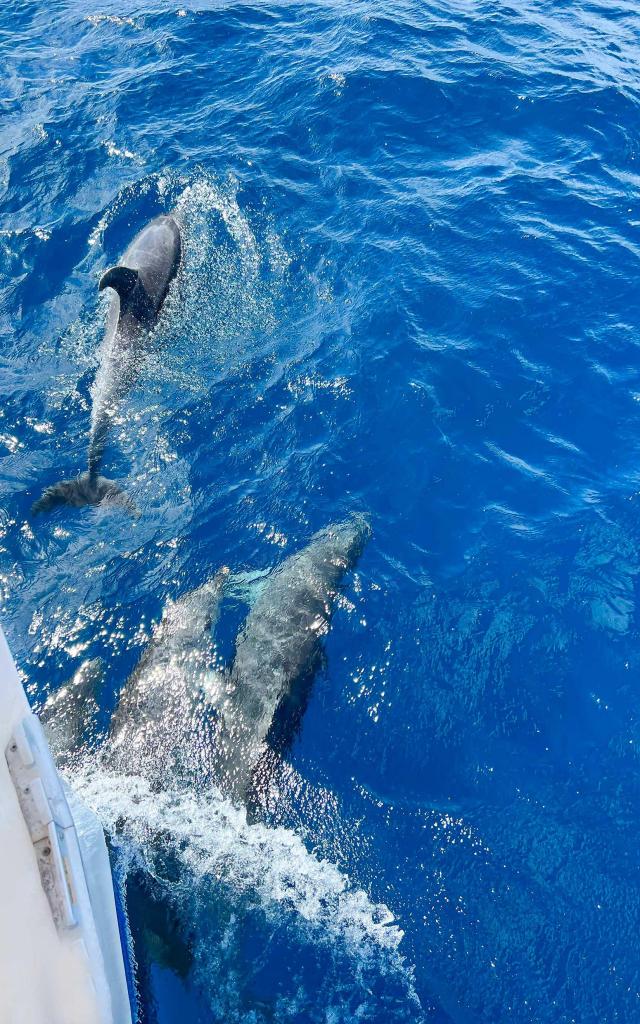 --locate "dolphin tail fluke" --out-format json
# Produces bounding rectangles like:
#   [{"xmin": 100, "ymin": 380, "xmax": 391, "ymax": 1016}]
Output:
[{"xmin": 32, "ymin": 472, "xmax": 137, "ymax": 515}]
